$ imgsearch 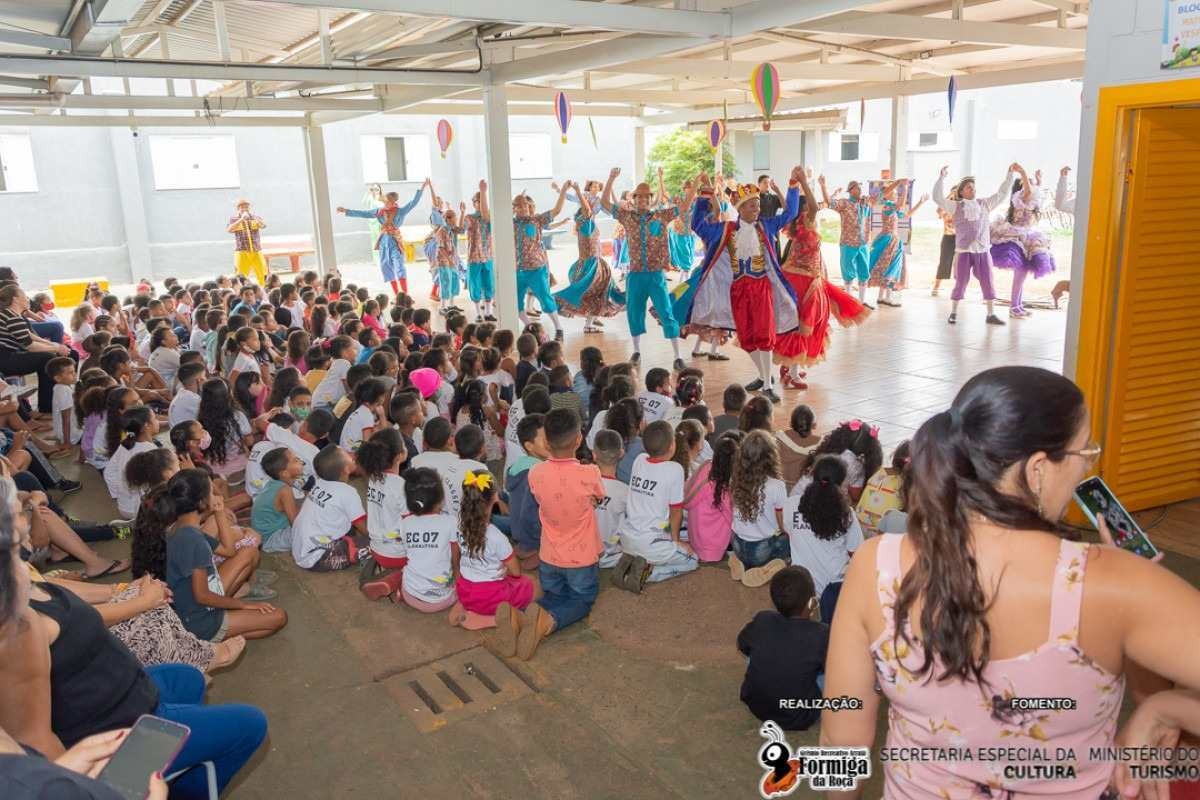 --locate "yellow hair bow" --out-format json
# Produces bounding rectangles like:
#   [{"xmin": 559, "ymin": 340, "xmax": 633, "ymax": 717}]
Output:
[{"xmin": 463, "ymin": 471, "xmax": 493, "ymax": 491}]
